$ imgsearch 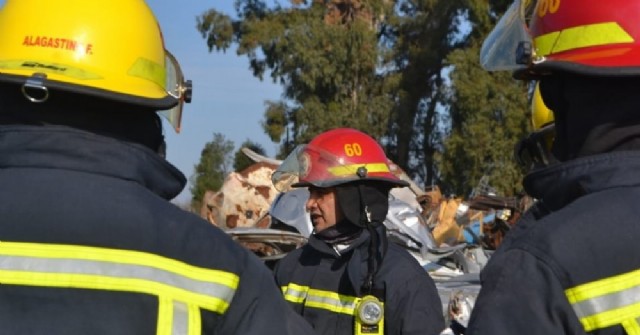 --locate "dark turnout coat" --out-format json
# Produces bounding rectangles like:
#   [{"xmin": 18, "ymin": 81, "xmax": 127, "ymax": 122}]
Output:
[
  {"xmin": 467, "ymin": 151, "xmax": 640, "ymax": 335},
  {"xmin": 274, "ymin": 225, "xmax": 445, "ymax": 335},
  {"xmin": 0, "ymin": 125, "xmax": 315, "ymax": 335}
]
